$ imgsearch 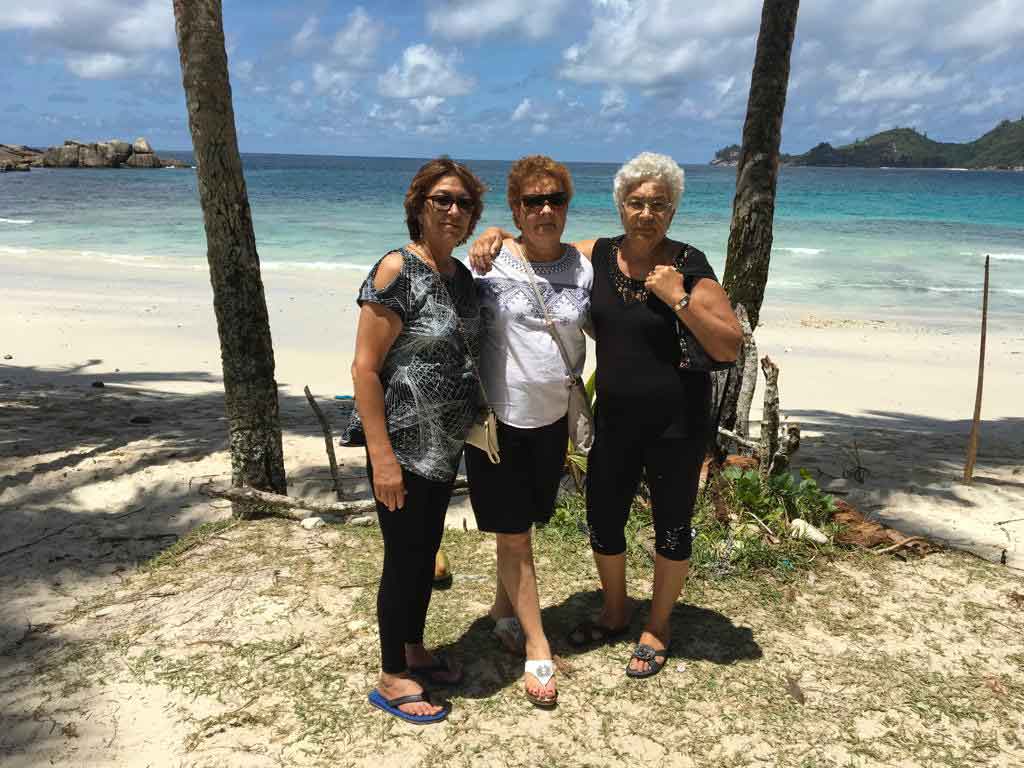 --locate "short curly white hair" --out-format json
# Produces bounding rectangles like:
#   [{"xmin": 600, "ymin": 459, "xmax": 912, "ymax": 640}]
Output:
[{"xmin": 612, "ymin": 152, "xmax": 685, "ymax": 210}]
